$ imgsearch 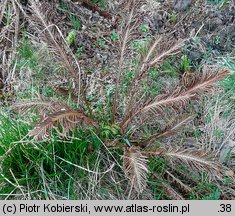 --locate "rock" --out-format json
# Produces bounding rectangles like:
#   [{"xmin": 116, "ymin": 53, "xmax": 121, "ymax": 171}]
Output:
[{"xmin": 174, "ymin": 0, "xmax": 192, "ymax": 11}]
